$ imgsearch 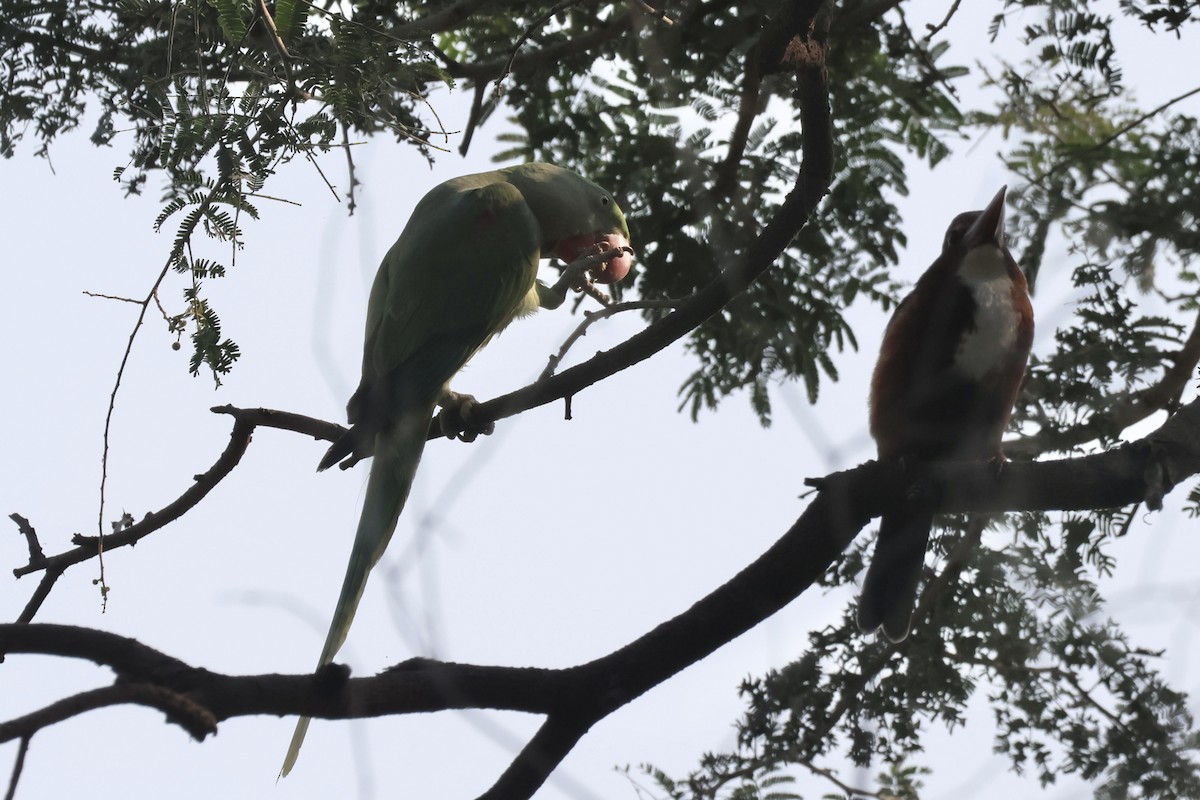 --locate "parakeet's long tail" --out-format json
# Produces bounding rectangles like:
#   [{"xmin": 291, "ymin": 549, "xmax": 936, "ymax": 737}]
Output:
[
  {"xmin": 857, "ymin": 510, "xmax": 933, "ymax": 643},
  {"xmin": 280, "ymin": 404, "xmax": 434, "ymax": 778}
]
